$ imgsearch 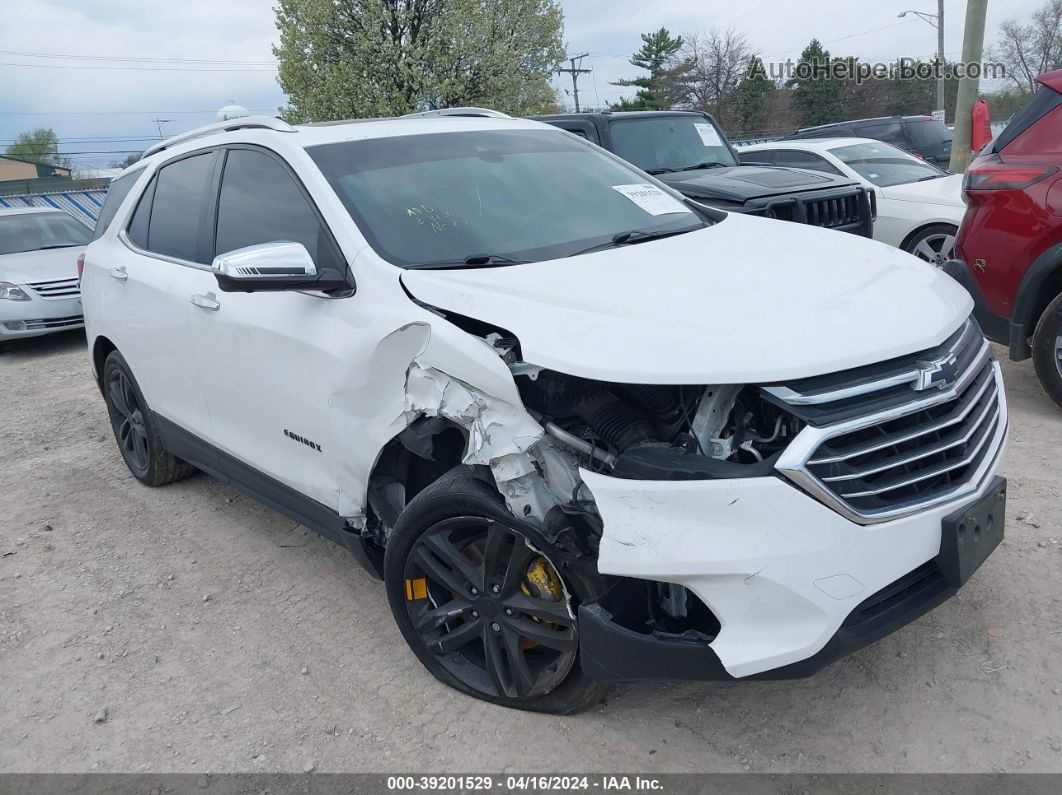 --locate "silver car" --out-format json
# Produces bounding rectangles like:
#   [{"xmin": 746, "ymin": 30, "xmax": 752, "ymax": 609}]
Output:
[{"xmin": 0, "ymin": 207, "xmax": 90, "ymax": 345}]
